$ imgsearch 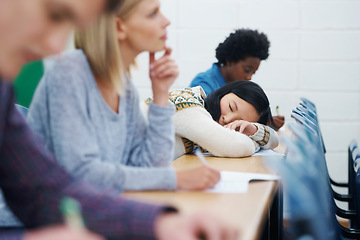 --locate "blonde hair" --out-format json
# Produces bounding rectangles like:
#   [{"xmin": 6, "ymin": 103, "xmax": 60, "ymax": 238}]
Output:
[{"xmin": 74, "ymin": 0, "xmax": 142, "ymax": 94}]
